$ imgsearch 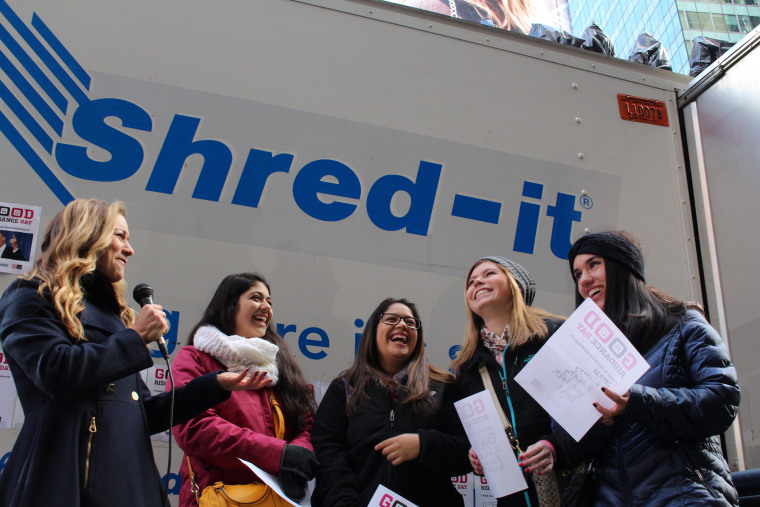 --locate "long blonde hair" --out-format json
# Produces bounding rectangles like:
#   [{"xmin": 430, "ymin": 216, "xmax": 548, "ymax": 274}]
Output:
[
  {"xmin": 450, "ymin": 259, "xmax": 560, "ymax": 374},
  {"xmin": 27, "ymin": 199, "xmax": 135, "ymax": 341},
  {"xmin": 464, "ymin": 0, "xmax": 537, "ymax": 33}
]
